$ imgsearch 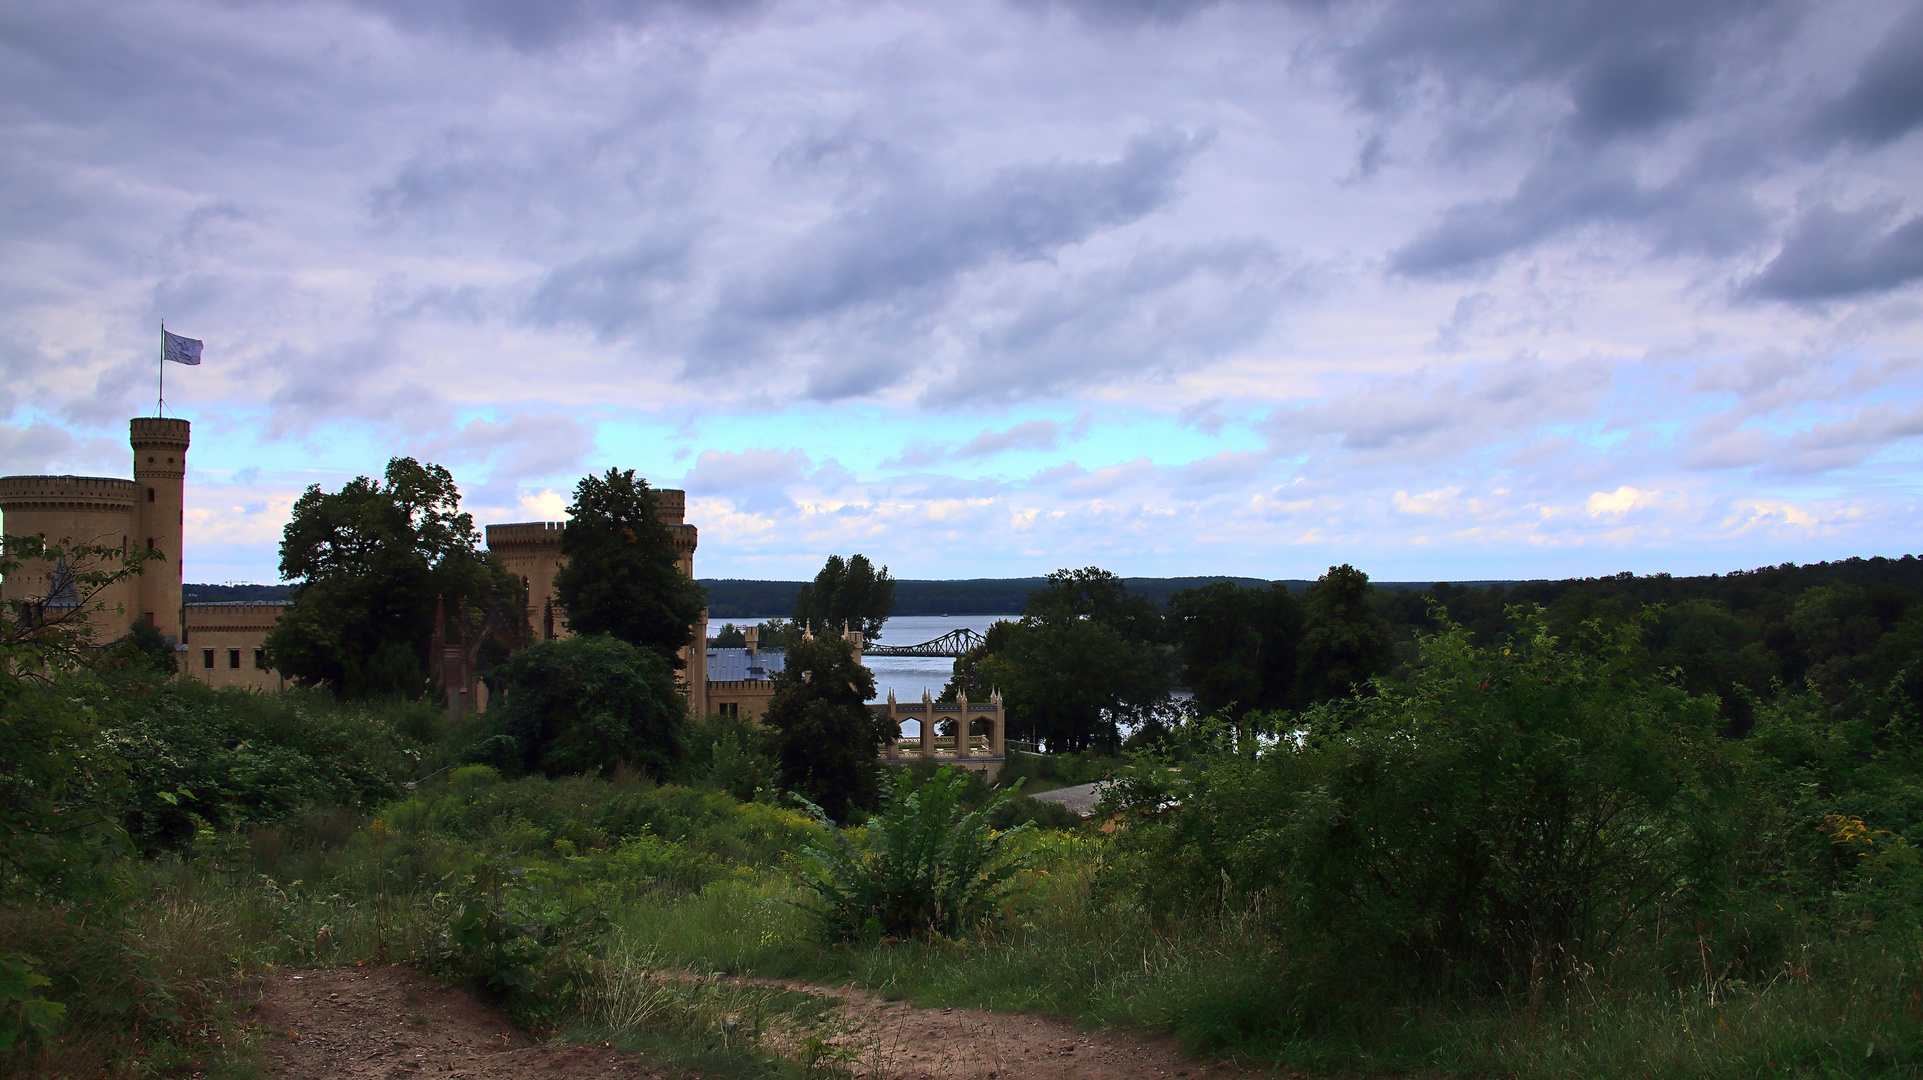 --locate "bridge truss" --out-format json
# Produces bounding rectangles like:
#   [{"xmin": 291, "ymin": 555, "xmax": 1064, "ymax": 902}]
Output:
[{"xmin": 864, "ymin": 626, "xmax": 985, "ymax": 658}]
